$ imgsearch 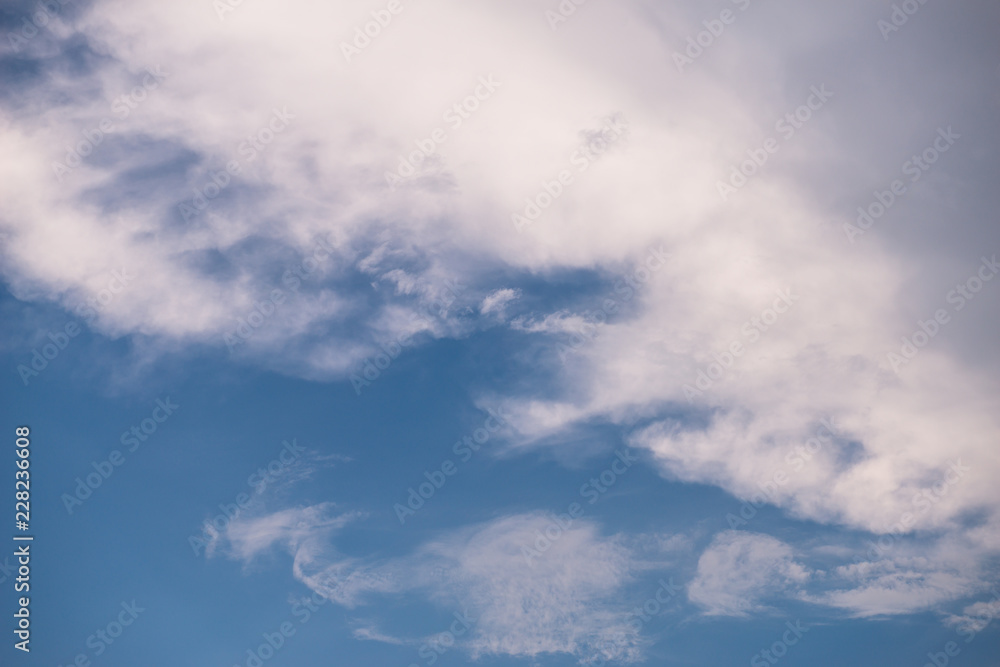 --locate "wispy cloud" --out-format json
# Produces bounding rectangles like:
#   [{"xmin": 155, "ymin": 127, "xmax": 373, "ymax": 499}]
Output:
[
  {"xmin": 210, "ymin": 509, "xmax": 650, "ymax": 662},
  {"xmin": 688, "ymin": 531, "xmax": 810, "ymax": 617},
  {"xmin": 479, "ymin": 287, "xmax": 520, "ymax": 319}
]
